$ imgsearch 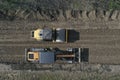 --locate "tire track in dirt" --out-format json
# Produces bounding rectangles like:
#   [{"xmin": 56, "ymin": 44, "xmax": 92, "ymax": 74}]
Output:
[{"xmin": 0, "ymin": 29, "xmax": 120, "ymax": 64}]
